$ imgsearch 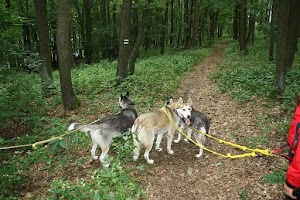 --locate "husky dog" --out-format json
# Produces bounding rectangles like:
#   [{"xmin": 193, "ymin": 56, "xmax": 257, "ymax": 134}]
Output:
[
  {"xmin": 174, "ymin": 108, "xmax": 210, "ymax": 158},
  {"xmin": 132, "ymin": 97, "xmax": 192, "ymax": 164},
  {"xmin": 67, "ymin": 92, "xmax": 137, "ymax": 167}
]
